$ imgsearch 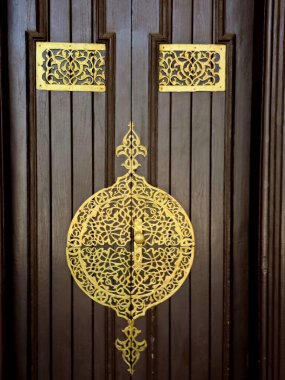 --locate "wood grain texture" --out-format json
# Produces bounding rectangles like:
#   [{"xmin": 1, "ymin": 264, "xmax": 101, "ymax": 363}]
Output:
[
  {"xmin": 258, "ymin": 0, "xmax": 285, "ymax": 379},
  {"xmin": 148, "ymin": 2, "xmax": 171, "ymax": 379},
  {"xmin": 26, "ymin": 0, "xmax": 48, "ymax": 377},
  {"xmin": 93, "ymin": 1, "xmax": 109, "ymax": 378},
  {"xmin": 71, "ymin": 0, "xmax": 93, "ymax": 378},
  {"xmin": 190, "ymin": 1, "xmax": 212, "ymax": 379},
  {"xmin": 106, "ymin": 1, "xmax": 131, "ymax": 379},
  {"xmin": 149, "ymin": 0, "xmax": 171, "ymax": 186},
  {"xmin": 170, "ymin": 2, "xmax": 192, "ymax": 379},
  {"xmin": 26, "ymin": 28, "xmax": 47, "ymax": 380},
  {"xmin": 97, "ymin": 2, "xmax": 117, "ymax": 378},
  {"xmin": 49, "ymin": 1, "xmax": 73, "ymax": 379},
  {"xmin": 0, "ymin": 0, "xmax": 10, "ymax": 377},
  {"xmin": 215, "ymin": 1, "xmax": 236, "ymax": 378},
  {"xmin": 3, "ymin": 0, "xmax": 259, "ymax": 379},
  {"xmin": 9, "ymin": 0, "xmax": 36, "ymax": 377},
  {"xmin": 26, "ymin": 1, "xmax": 116, "ymax": 379}
]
